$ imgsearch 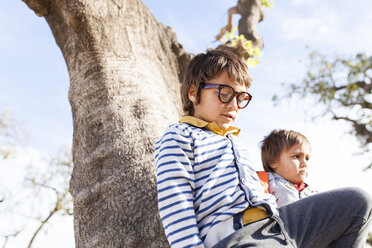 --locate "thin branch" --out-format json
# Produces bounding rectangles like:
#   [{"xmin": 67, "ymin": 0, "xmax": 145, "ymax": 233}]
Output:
[
  {"xmin": 355, "ymin": 81, "xmax": 372, "ymax": 93},
  {"xmin": 26, "ymin": 188, "xmax": 70, "ymax": 248},
  {"xmin": 24, "ymin": 179, "xmax": 58, "ymax": 194},
  {"xmin": 2, "ymin": 231, "xmax": 21, "ymax": 248},
  {"xmin": 332, "ymin": 97, "xmax": 372, "ymax": 110},
  {"xmin": 332, "ymin": 115, "xmax": 372, "ymax": 144},
  {"xmin": 330, "ymin": 81, "xmax": 371, "ymax": 94},
  {"xmin": 27, "ymin": 206, "xmax": 58, "ymax": 248}
]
